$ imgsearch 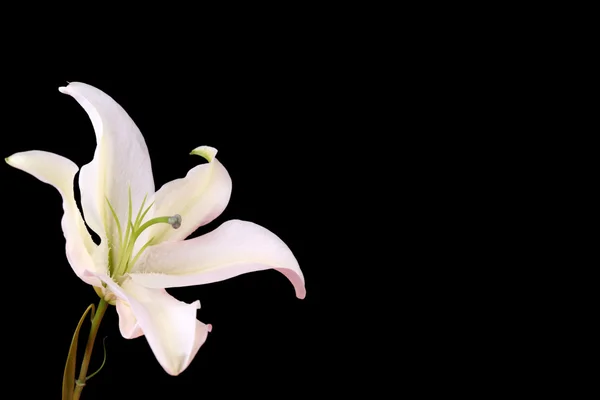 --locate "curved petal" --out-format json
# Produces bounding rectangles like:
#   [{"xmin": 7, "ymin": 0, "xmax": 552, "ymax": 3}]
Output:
[
  {"xmin": 59, "ymin": 82, "xmax": 155, "ymax": 252},
  {"xmin": 116, "ymin": 299, "xmax": 144, "ymax": 339},
  {"xmin": 148, "ymin": 146, "xmax": 232, "ymax": 243},
  {"xmin": 87, "ymin": 272, "xmax": 210, "ymax": 375},
  {"xmin": 130, "ymin": 219, "xmax": 306, "ymax": 299},
  {"xmin": 5, "ymin": 151, "xmax": 104, "ymax": 286}
]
